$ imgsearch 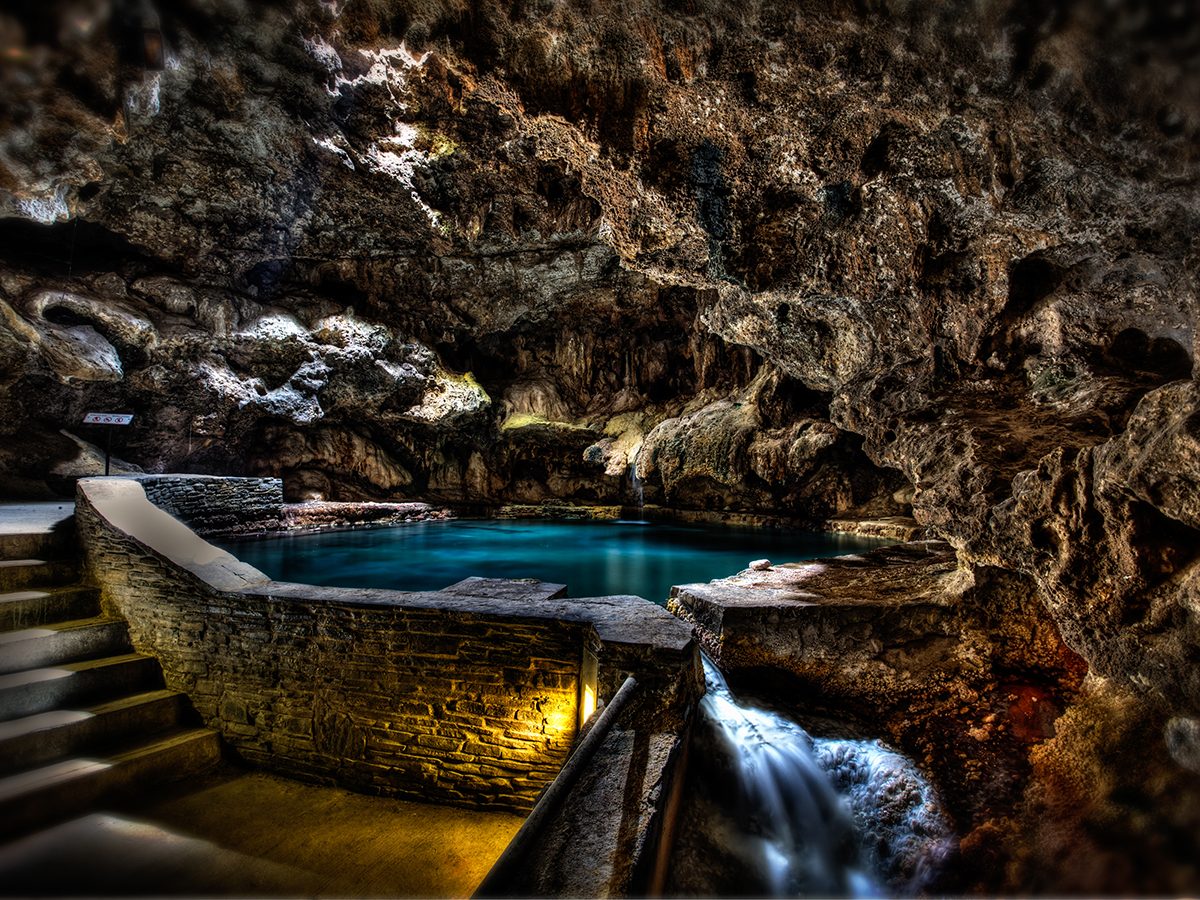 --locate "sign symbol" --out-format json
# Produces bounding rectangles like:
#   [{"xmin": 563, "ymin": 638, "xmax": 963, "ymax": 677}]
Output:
[
  {"xmin": 82, "ymin": 412, "xmax": 134, "ymax": 475},
  {"xmin": 83, "ymin": 413, "xmax": 134, "ymax": 426}
]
